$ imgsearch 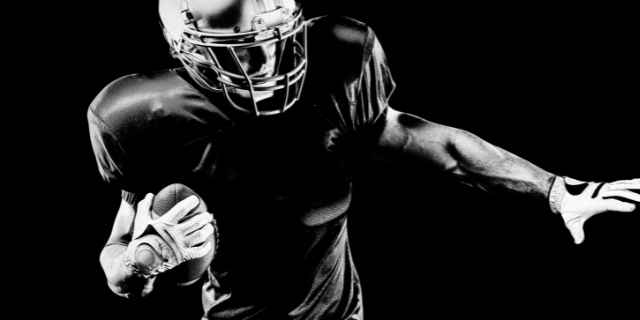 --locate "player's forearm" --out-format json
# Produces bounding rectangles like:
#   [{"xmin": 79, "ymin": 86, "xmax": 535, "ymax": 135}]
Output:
[
  {"xmin": 445, "ymin": 129, "xmax": 556, "ymax": 199},
  {"xmin": 382, "ymin": 110, "xmax": 555, "ymax": 199},
  {"xmin": 100, "ymin": 243, "xmax": 156, "ymax": 299}
]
